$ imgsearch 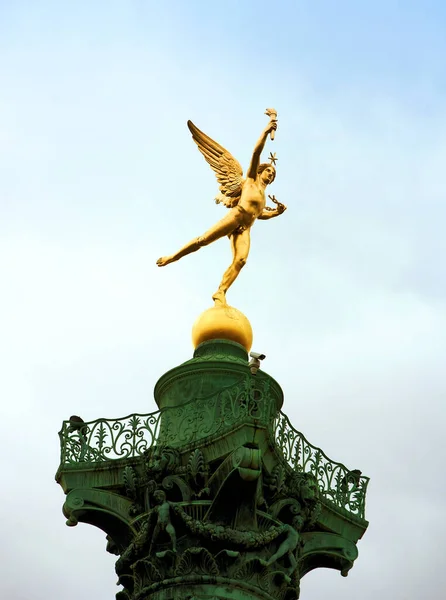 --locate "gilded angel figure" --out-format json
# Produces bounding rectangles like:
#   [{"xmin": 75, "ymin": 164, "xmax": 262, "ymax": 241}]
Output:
[{"xmin": 157, "ymin": 114, "xmax": 286, "ymax": 305}]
